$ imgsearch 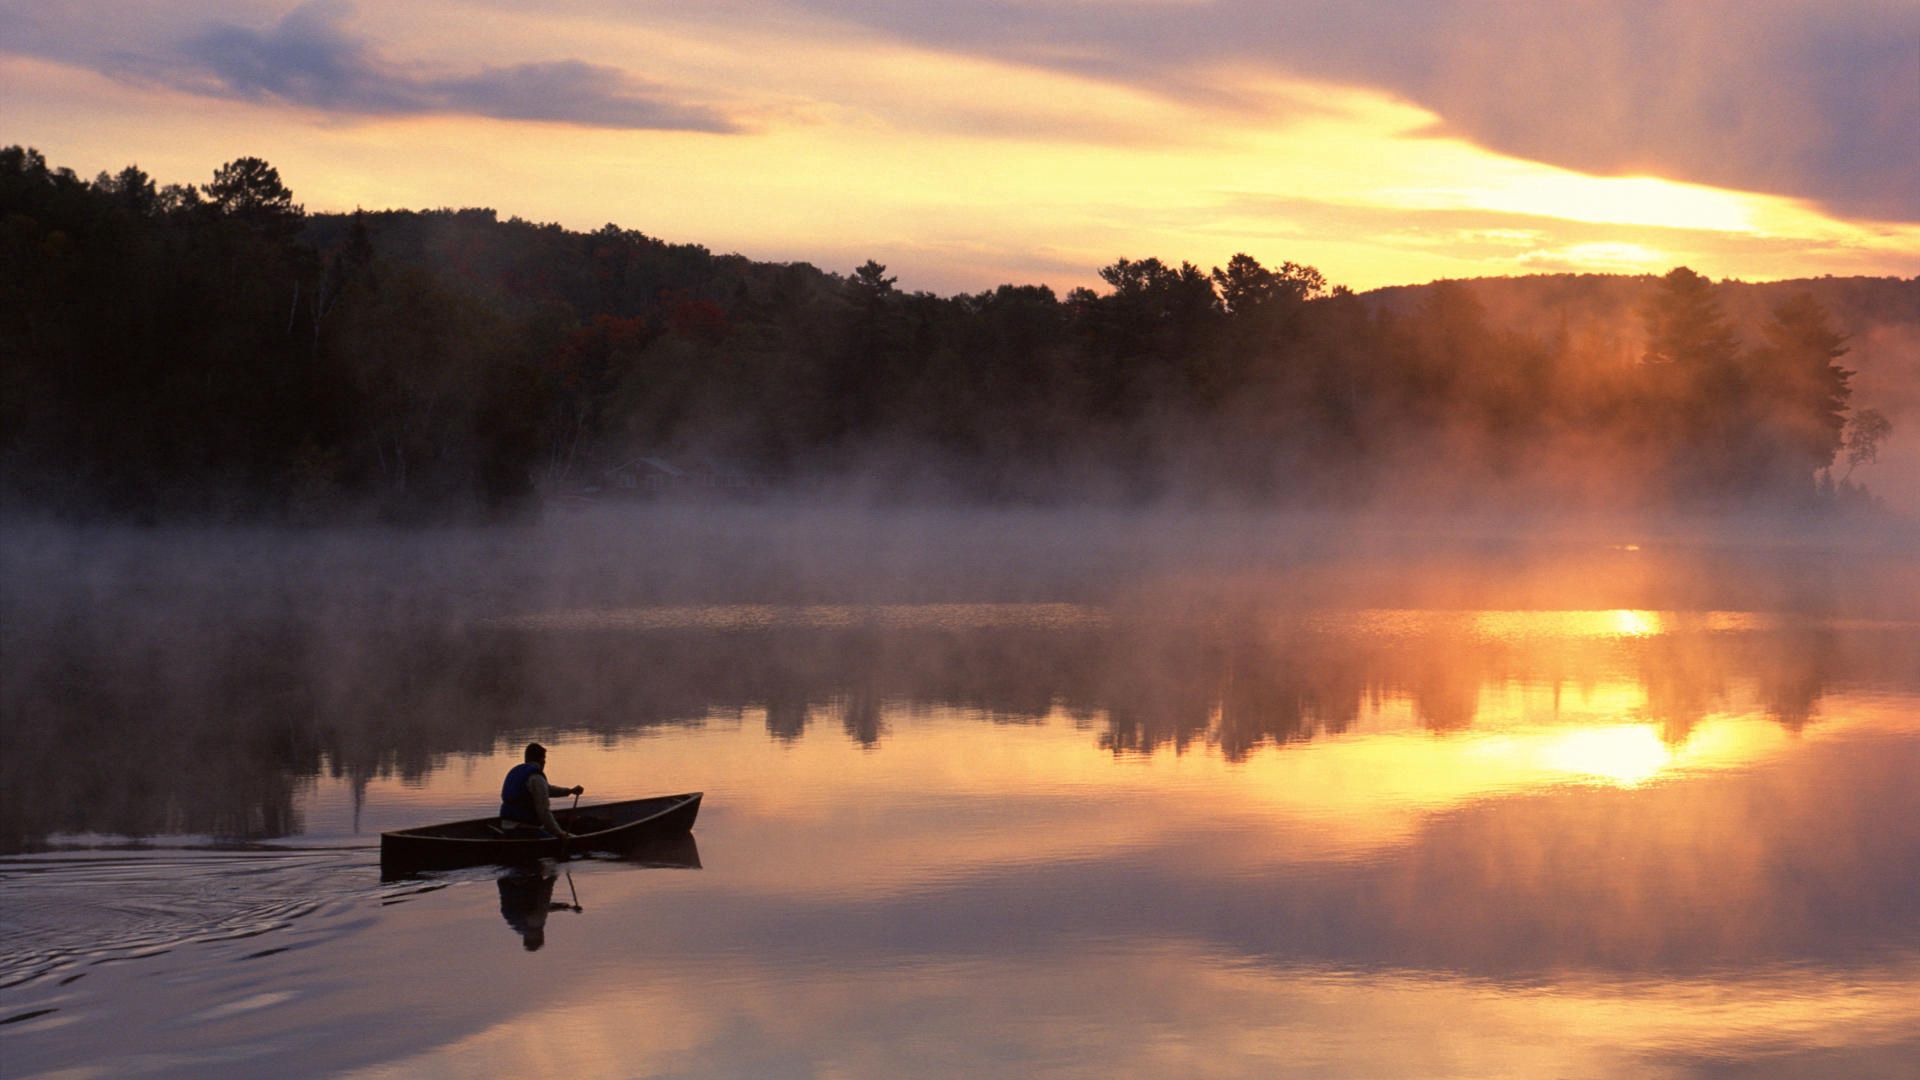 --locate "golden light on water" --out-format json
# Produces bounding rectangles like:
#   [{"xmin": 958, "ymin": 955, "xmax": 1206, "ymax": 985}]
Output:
[
  {"xmin": 1443, "ymin": 608, "xmax": 1669, "ymax": 641},
  {"xmin": 18, "ymin": 558, "xmax": 1920, "ymax": 1078},
  {"xmin": 1607, "ymin": 609, "xmax": 1662, "ymax": 638},
  {"xmin": 355, "ymin": 945, "xmax": 1920, "ymax": 1080},
  {"xmin": 300, "ymin": 673, "xmax": 1920, "ymax": 1075},
  {"xmin": 315, "ymin": 678, "xmax": 1884, "ymax": 888},
  {"xmin": 1531, "ymin": 724, "xmax": 1673, "ymax": 787},
  {"xmin": 9, "ymin": 0, "xmax": 1920, "ymax": 1060}
]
